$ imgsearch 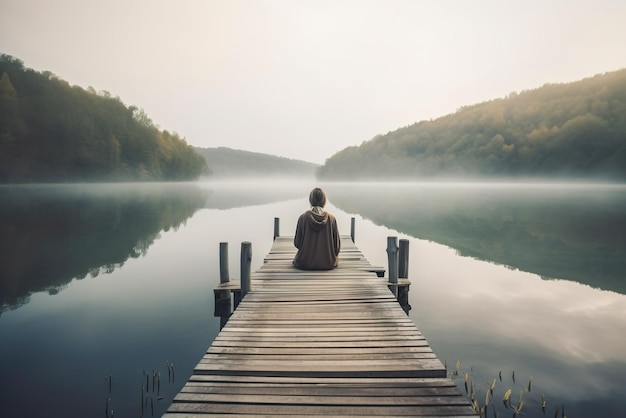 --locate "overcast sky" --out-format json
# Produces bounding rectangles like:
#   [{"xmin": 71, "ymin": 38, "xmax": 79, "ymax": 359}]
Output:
[{"xmin": 2, "ymin": 0, "xmax": 625, "ymax": 163}]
